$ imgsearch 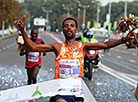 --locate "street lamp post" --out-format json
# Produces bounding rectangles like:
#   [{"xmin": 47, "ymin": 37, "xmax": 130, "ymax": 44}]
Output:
[
  {"xmin": 96, "ymin": 2, "xmax": 100, "ymax": 24},
  {"xmin": 46, "ymin": 10, "xmax": 52, "ymax": 25},
  {"xmin": 78, "ymin": 8, "xmax": 80, "ymax": 31},
  {"xmin": 2, "ymin": 0, "xmax": 6, "ymax": 37},
  {"xmin": 124, "ymin": 0, "xmax": 127, "ymax": 17},
  {"xmin": 108, "ymin": 2, "xmax": 111, "ymax": 38},
  {"xmin": 67, "ymin": 8, "xmax": 73, "ymax": 17},
  {"xmin": 62, "ymin": 4, "xmax": 73, "ymax": 17},
  {"xmin": 78, "ymin": 3, "xmax": 89, "ymax": 29},
  {"xmin": 91, "ymin": 0, "xmax": 100, "ymax": 27},
  {"xmin": 42, "ymin": 7, "xmax": 52, "ymax": 31}
]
